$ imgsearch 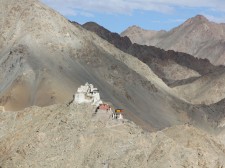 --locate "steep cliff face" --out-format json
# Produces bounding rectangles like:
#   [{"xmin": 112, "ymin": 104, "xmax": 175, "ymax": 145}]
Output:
[{"xmin": 122, "ymin": 15, "xmax": 225, "ymax": 65}]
